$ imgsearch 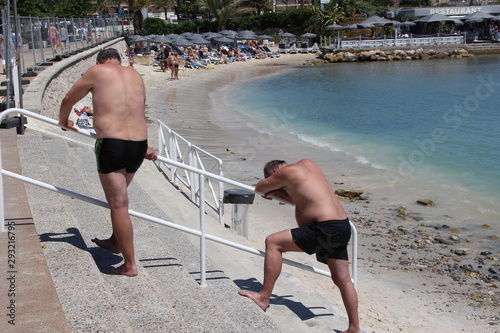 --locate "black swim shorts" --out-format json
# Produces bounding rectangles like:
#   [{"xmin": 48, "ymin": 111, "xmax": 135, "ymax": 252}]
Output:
[
  {"xmin": 291, "ymin": 218, "xmax": 351, "ymax": 264},
  {"xmin": 95, "ymin": 138, "xmax": 148, "ymax": 174}
]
